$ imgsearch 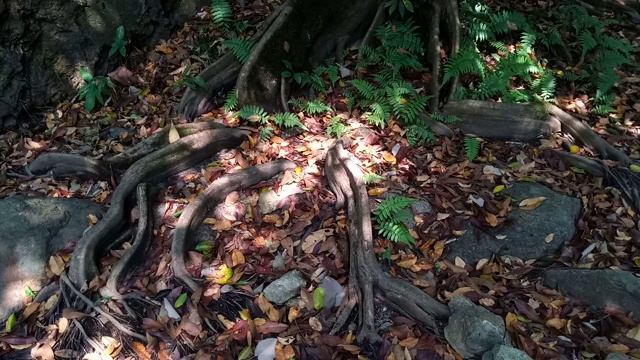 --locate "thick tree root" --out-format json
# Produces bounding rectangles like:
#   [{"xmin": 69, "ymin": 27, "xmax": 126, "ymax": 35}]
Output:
[
  {"xmin": 27, "ymin": 122, "xmax": 229, "ymax": 180},
  {"xmin": 325, "ymin": 139, "xmax": 449, "ymax": 345},
  {"xmin": 67, "ymin": 128, "xmax": 248, "ymax": 290},
  {"xmin": 100, "ymin": 183, "xmax": 153, "ymax": 300},
  {"xmin": 172, "ymin": 159, "xmax": 296, "ymax": 291}
]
